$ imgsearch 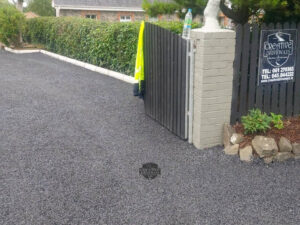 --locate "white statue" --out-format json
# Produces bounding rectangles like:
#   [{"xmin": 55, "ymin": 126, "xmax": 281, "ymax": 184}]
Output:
[{"xmin": 202, "ymin": 0, "xmax": 221, "ymax": 30}]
